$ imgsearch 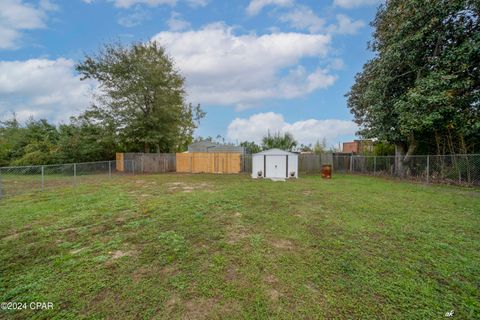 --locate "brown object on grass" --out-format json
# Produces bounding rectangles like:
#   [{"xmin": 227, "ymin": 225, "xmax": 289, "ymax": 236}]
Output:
[{"xmin": 321, "ymin": 164, "xmax": 332, "ymax": 179}]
